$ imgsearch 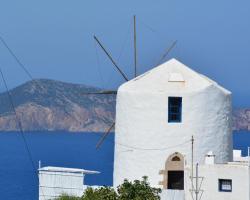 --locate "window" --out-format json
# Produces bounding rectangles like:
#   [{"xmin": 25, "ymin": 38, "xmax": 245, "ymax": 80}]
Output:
[
  {"xmin": 219, "ymin": 179, "xmax": 232, "ymax": 192},
  {"xmin": 172, "ymin": 156, "xmax": 181, "ymax": 161},
  {"xmin": 168, "ymin": 97, "xmax": 182, "ymax": 123}
]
